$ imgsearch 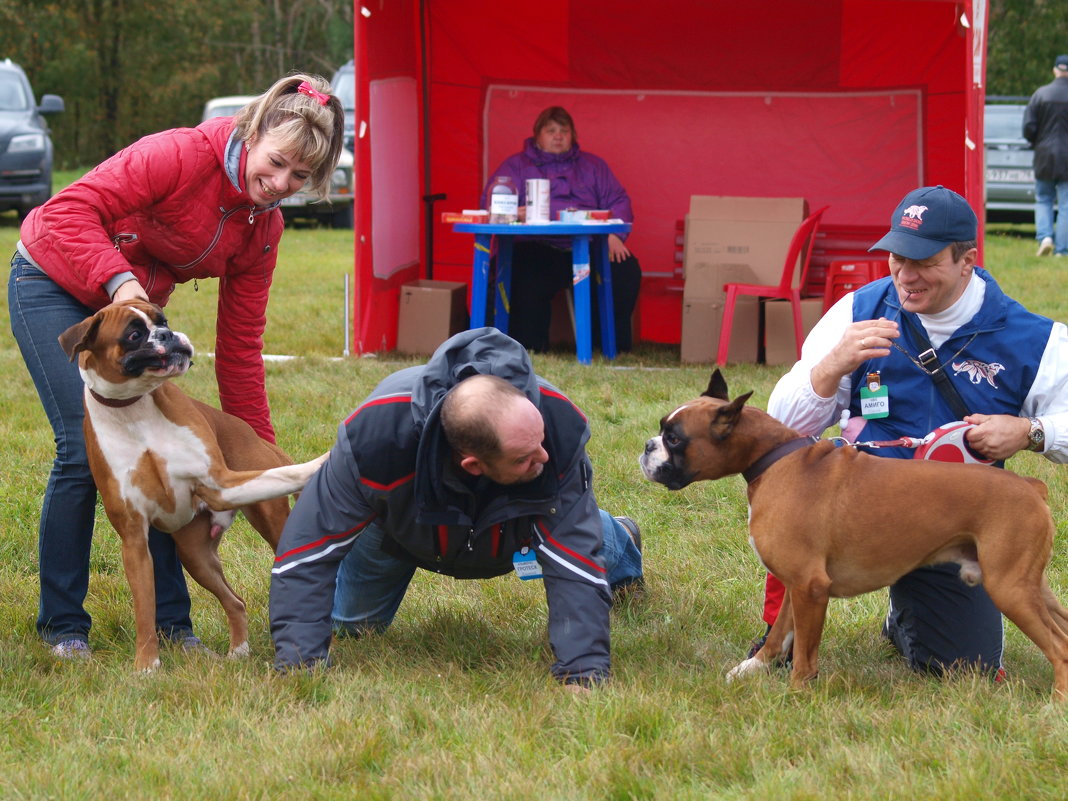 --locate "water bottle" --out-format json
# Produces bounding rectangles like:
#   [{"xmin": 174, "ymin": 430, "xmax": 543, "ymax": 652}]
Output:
[{"xmin": 488, "ymin": 175, "xmax": 518, "ymax": 223}]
